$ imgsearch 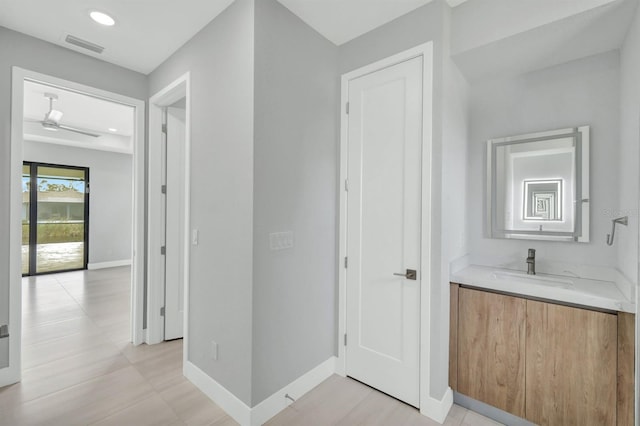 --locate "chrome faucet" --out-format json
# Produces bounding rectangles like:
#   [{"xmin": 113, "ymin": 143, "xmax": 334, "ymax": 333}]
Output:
[{"xmin": 526, "ymin": 249, "xmax": 536, "ymax": 275}]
